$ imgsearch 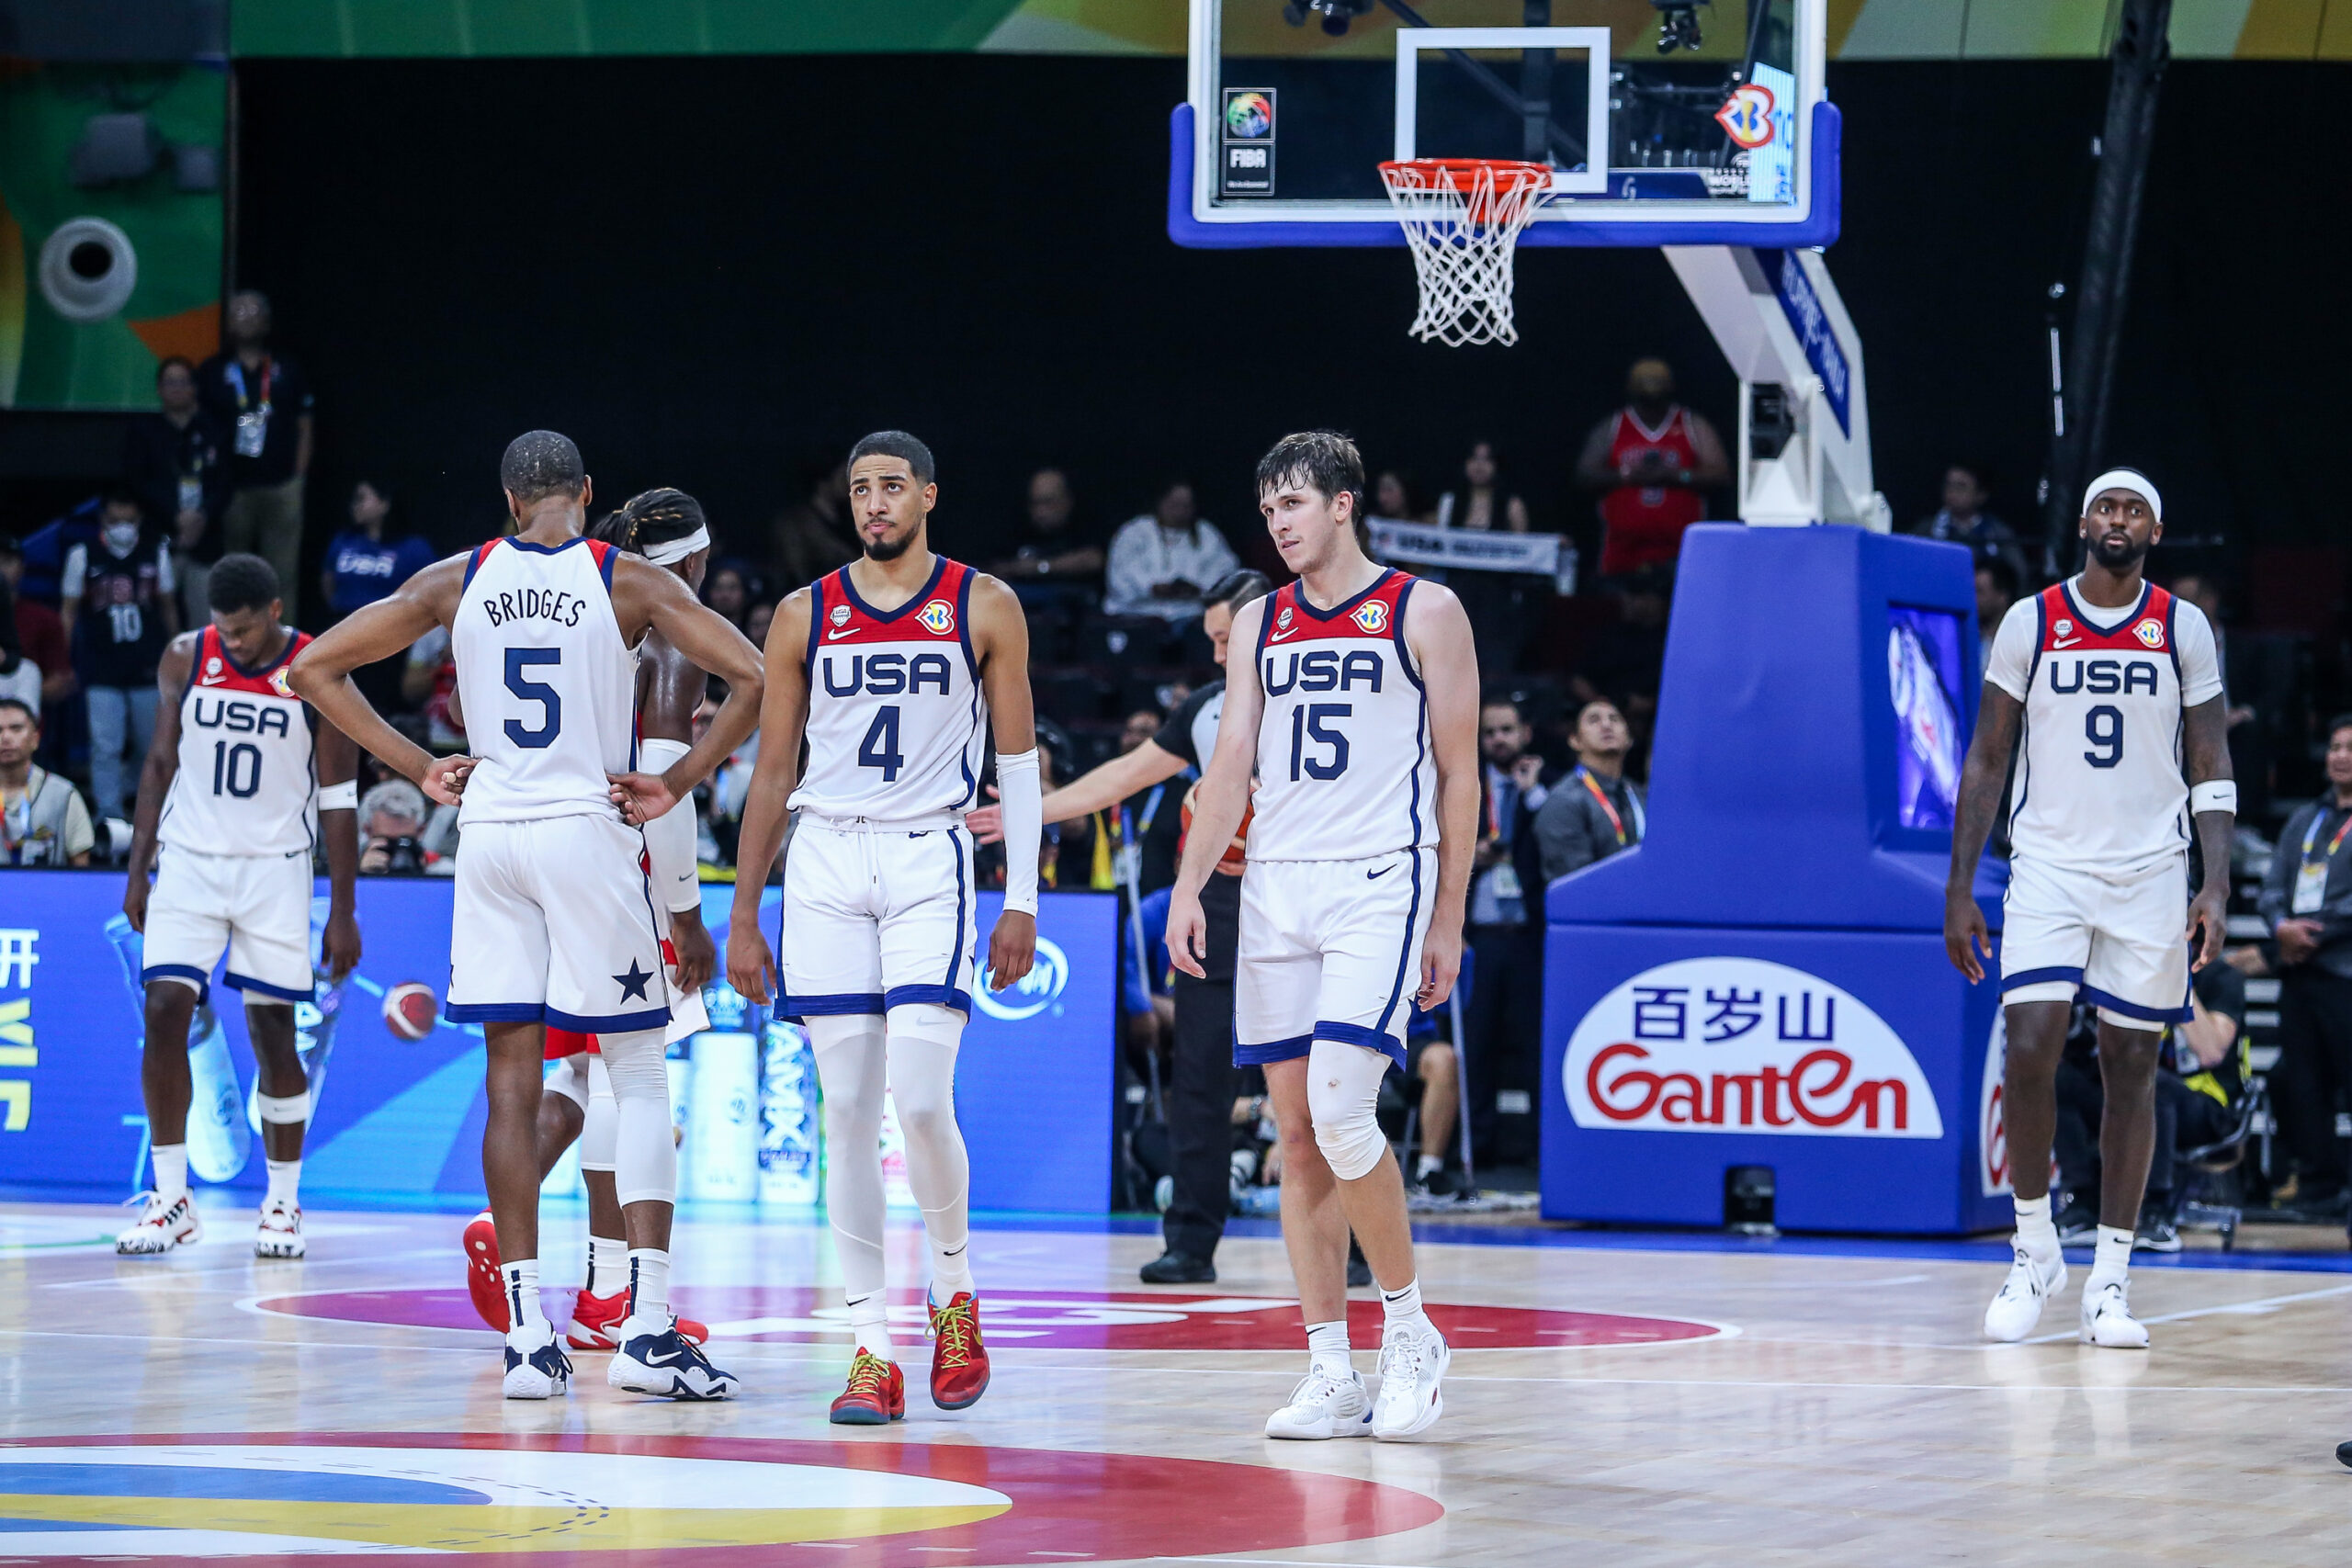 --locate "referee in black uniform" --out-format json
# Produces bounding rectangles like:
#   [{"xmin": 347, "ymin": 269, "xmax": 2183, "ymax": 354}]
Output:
[{"xmin": 969, "ymin": 570, "xmax": 1269, "ymax": 1281}]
